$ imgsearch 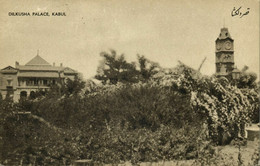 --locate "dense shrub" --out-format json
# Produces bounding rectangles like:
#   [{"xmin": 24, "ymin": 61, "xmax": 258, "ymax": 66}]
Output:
[
  {"xmin": 152, "ymin": 64, "xmax": 259, "ymax": 145},
  {"xmin": 0, "ymin": 61, "xmax": 259, "ymax": 165},
  {"xmin": 87, "ymin": 123, "xmax": 208, "ymax": 164},
  {"xmin": 83, "ymin": 82, "xmax": 201, "ymax": 131}
]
